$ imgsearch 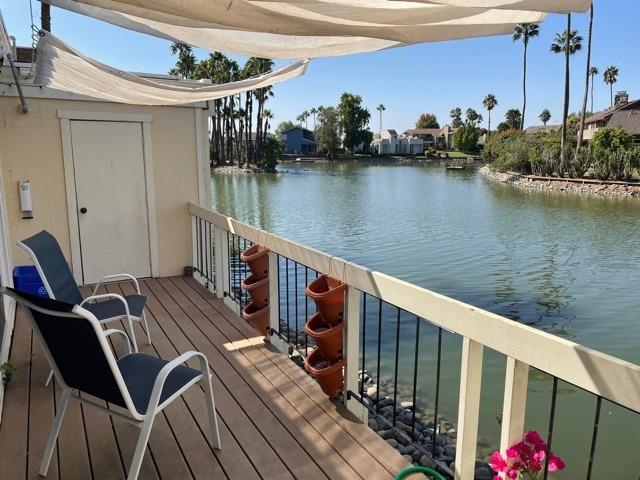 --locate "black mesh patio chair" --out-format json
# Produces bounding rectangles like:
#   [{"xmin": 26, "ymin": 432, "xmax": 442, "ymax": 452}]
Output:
[
  {"xmin": 19, "ymin": 230, "xmax": 151, "ymax": 357},
  {"xmin": 2, "ymin": 287, "xmax": 221, "ymax": 480}
]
